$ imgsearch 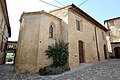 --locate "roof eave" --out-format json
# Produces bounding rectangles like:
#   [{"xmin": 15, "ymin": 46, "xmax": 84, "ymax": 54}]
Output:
[
  {"xmin": 69, "ymin": 4, "xmax": 108, "ymax": 32},
  {"xmin": 104, "ymin": 17, "xmax": 120, "ymax": 22},
  {"xmin": 20, "ymin": 11, "xmax": 61, "ymax": 22}
]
